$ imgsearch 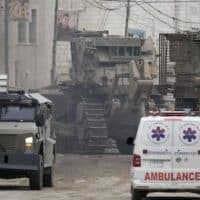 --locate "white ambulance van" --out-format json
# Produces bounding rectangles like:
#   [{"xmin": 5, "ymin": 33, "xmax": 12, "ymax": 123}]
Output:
[{"xmin": 127, "ymin": 111, "xmax": 200, "ymax": 200}]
